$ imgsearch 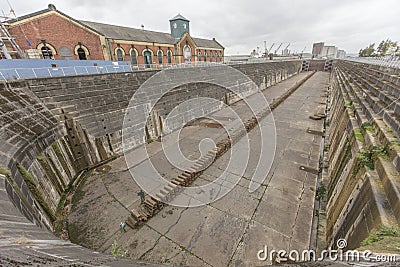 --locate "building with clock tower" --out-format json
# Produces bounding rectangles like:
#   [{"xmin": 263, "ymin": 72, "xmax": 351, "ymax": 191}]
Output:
[
  {"xmin": 170, "ymin": 14, "xmax": 190, "ymax": 39},
  {"xmin": 6, "ymin": 5, "xmax": 224, "ymax": 64}
]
